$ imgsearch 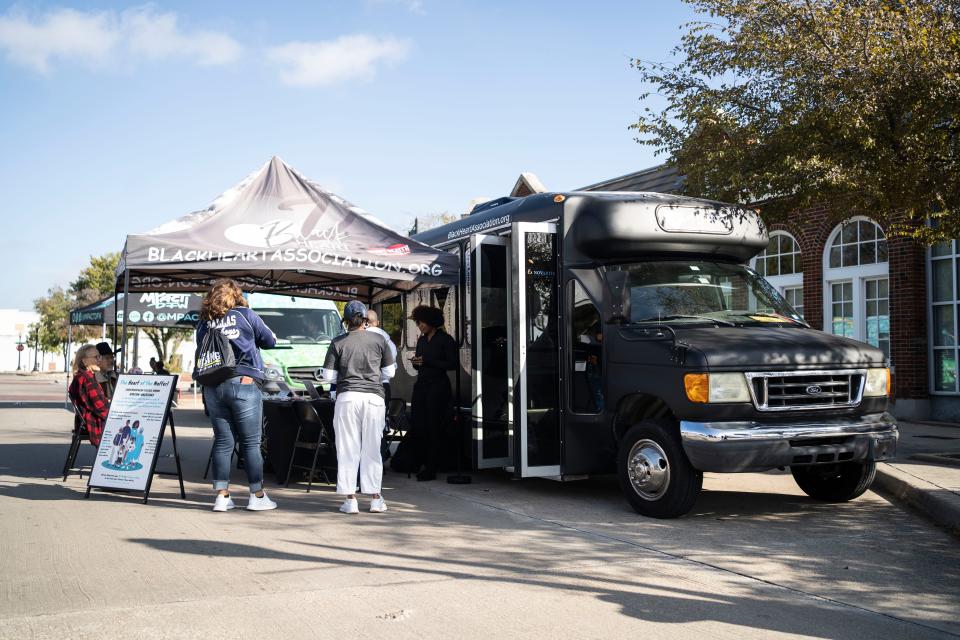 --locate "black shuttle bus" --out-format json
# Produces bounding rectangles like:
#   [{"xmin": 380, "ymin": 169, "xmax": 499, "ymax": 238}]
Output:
[{"xmin": 379, "ymin": 191, "xmax": 898, "ymax": 518}]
